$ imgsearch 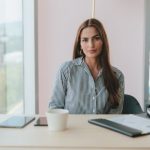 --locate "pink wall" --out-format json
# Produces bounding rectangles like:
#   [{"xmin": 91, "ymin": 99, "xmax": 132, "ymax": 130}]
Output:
[{"xmin": 37, "ymin": 0, "xmax": 145, "ymax": 115}]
